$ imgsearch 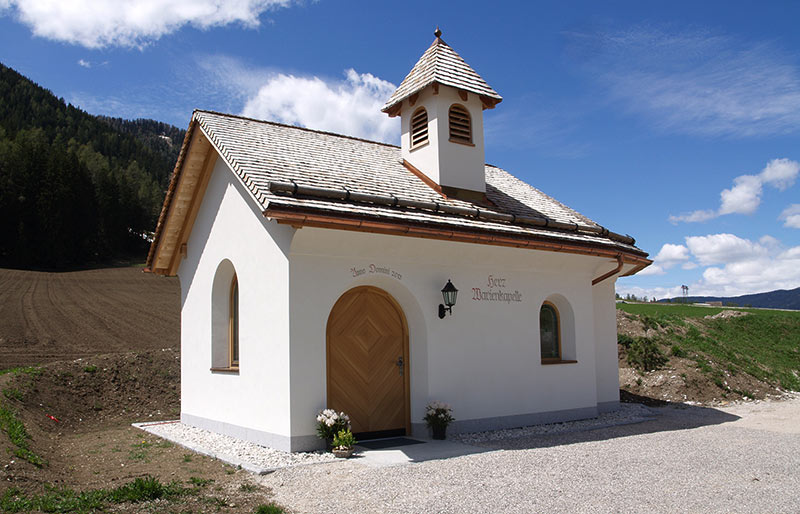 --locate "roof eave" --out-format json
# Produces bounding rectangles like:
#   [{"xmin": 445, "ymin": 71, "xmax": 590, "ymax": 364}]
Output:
[{"xmin": 263, "ymin": 204, "xmax": 651, "ymax": 265}]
